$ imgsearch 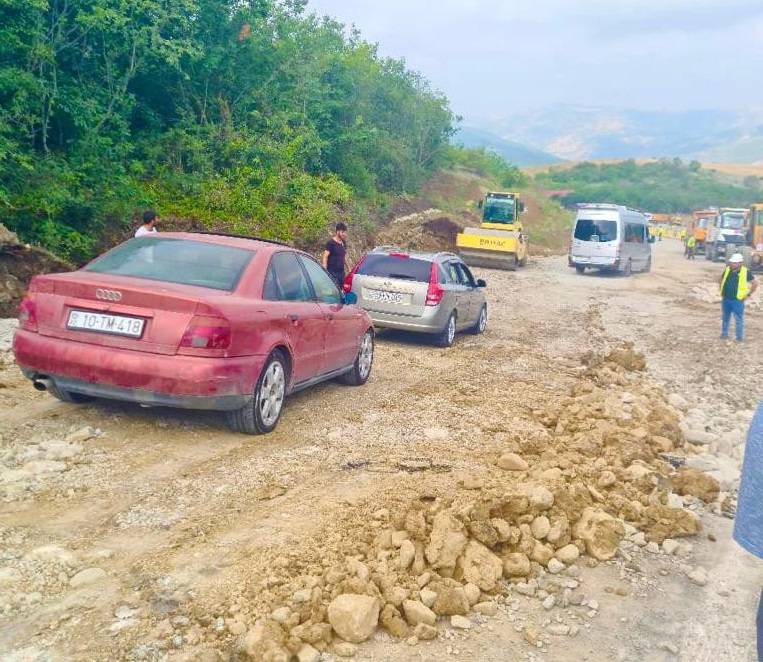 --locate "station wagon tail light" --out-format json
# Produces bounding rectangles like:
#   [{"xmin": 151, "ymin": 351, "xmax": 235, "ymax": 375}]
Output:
[
  {"xmin": 425, "ymin": 263, "xmax": 444, "ymax": 306},
  {"xmin": 180, "ymin": 315, "xmax": 231, "ymax": 350},
  {"xmin": 342, "ymin": 254, "xmax": 366, "ymax": 293},
  {"xmin": 18, "ymin": 297, "xmax": 38, "ymax": 332}
]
